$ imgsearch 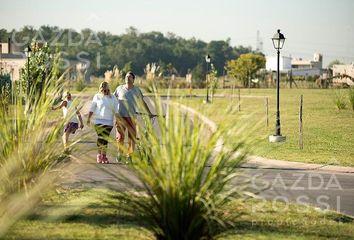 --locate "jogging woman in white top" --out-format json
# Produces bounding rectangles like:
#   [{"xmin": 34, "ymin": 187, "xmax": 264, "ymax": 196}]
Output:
[
  {"xmin": 87, "ymin": 82, "xmax": 118, "ymax": 164},
  {"xmin": 52, "ymin": 91, "xmax": 84, "ymax": 149}
]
